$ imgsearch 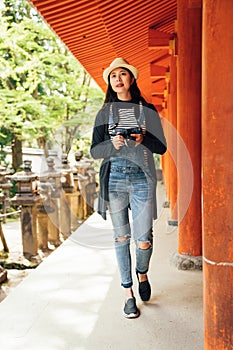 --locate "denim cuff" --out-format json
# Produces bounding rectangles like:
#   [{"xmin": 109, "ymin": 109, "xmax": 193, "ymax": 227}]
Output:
[
  {"xmin": 121, "ymin": 282, "xmax": 133, "ymax": 288},
  {"xmin": 136, "ymin": 268, "xmax": 148, "ymax": 275}
]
